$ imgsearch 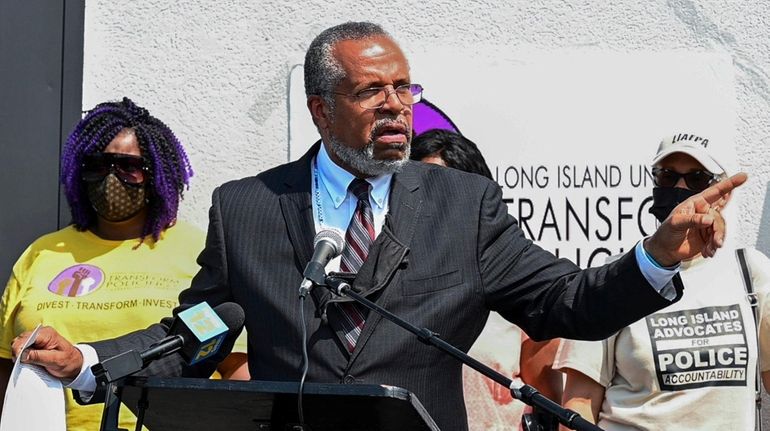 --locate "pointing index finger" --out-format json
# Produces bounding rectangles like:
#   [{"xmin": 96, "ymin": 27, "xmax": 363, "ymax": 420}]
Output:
[{"xmin": 698, "ymin": 172, "xmax": 747, "ymax": 206}]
